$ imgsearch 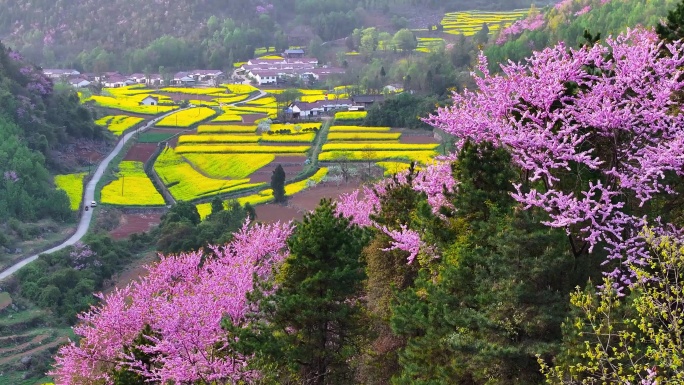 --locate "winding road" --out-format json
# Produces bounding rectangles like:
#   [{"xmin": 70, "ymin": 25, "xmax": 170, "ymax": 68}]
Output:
[
  {"xmin": 0, "ymin": 89, "xmax": 268, "ymax": 282},
  {"xmin": 0, "ymin": 110, "xmax": 177, "ymax": 282}
]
